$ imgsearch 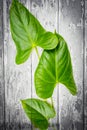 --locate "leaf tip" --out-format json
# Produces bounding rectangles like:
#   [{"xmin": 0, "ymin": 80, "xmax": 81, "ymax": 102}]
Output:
[
  {"xmin": 15, "ymin": 55, "xmax": 24, "ymax": 65},
  {"xmin": 71, "ymin": 86, "xmax": 78, "ymax": 96},
  {"xmin": 20, "ymin": 100, "xmax": 24, "ymax": 105},
  {"xmin": 15, "ymin": 58, "xmax": 21, "ymax": 65},
  {"xmin": 73, "ymin": 90, "xmax": 78, "ymax": 96}
]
